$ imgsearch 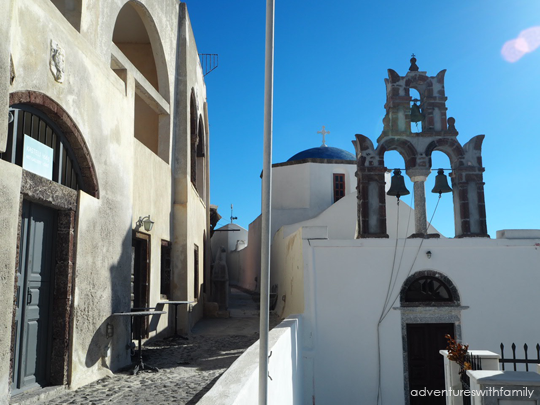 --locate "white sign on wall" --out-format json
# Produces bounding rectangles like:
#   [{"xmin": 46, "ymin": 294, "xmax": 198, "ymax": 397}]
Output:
[{"xmin": 22, "ymin": 135, "xmax": 54, "ymax": 180}]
